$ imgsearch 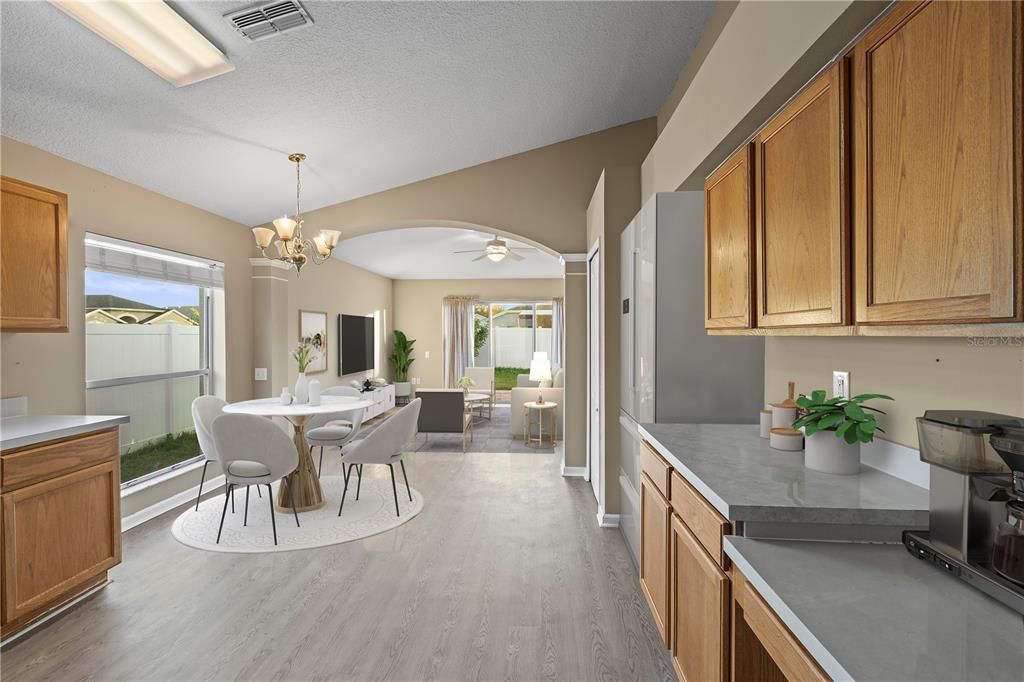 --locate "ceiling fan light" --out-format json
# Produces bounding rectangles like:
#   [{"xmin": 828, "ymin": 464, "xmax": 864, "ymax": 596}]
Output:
[{"xmin": 486, "ymin": 252, "xmax": 505, "ymax": 262}]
